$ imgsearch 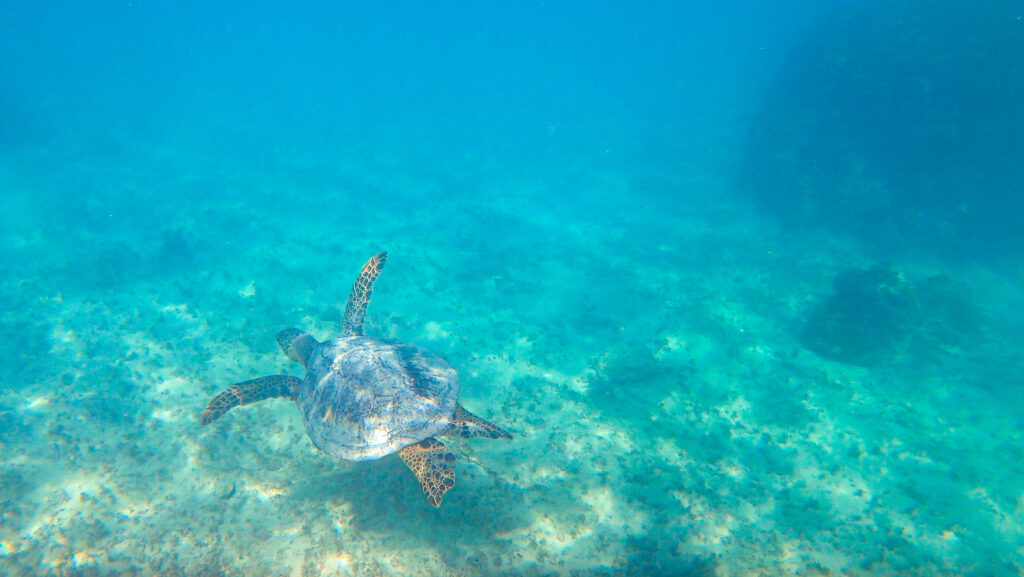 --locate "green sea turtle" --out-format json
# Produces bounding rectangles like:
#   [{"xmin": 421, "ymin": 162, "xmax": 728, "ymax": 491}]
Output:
[{"xmin": 200, "ymin": 252, "xmax": 511, "ymax": 507}]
